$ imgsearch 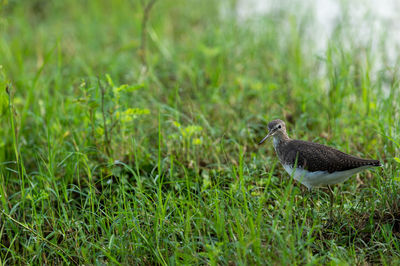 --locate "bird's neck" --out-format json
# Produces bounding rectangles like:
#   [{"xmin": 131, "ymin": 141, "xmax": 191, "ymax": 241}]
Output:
[{"xmin": 272, "ymin": 132, "xmax": 290, "ymax": 149}]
